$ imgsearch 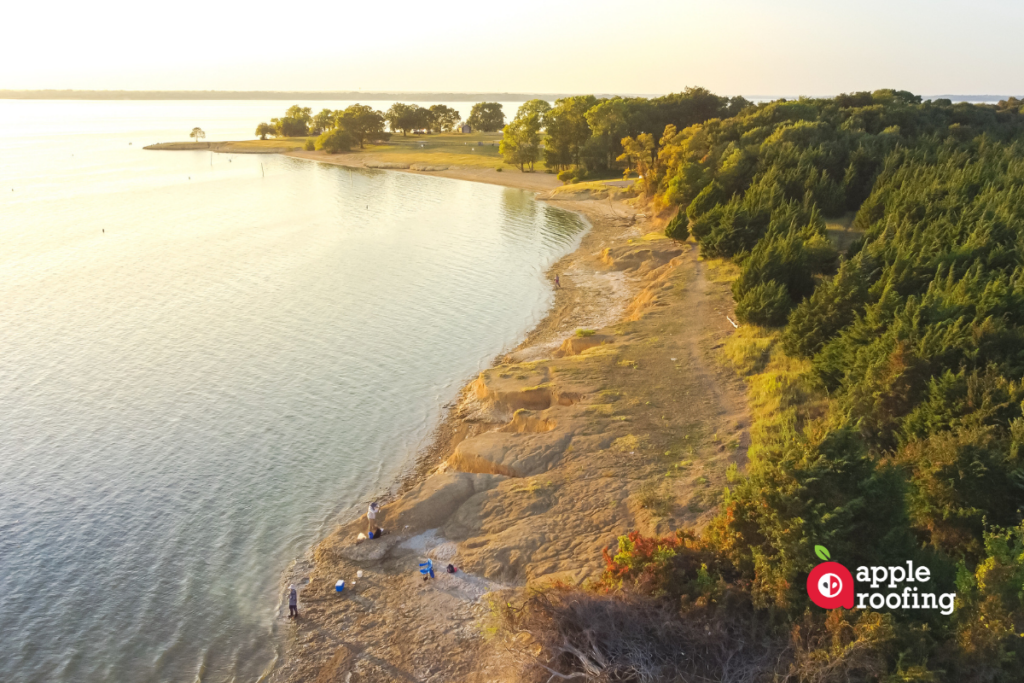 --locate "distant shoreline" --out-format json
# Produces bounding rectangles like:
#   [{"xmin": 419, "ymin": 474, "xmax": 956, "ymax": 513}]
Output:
[
  {"xmin": 2, "ymin": 89, "xmax": 1015, "ymax": 103},
  {"xmin": 1, "ymin": 90, "xmax": 595, "ymax": 102}
]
